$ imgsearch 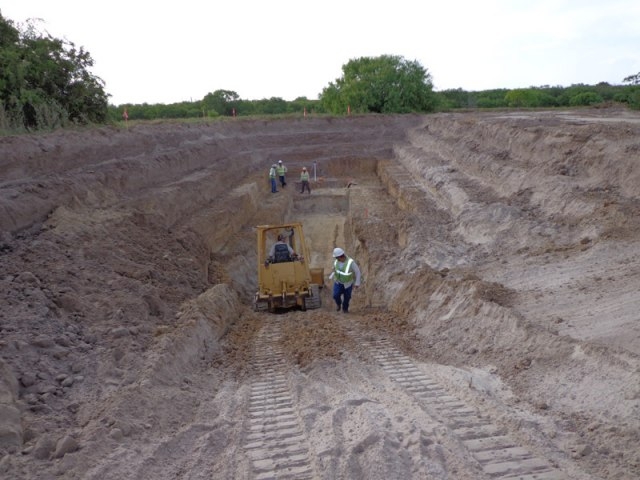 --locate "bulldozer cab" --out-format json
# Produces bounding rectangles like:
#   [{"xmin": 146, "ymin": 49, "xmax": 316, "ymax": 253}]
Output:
[{"xmin": 254, "ymin": 223, "xmax": 323, "ymax": 312}]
